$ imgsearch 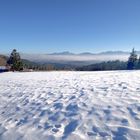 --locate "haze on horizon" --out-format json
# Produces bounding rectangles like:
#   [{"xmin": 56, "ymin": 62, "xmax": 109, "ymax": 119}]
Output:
[{"xmin": 0, "ymin": 0, "xmax": 140, "ymax": 54}]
